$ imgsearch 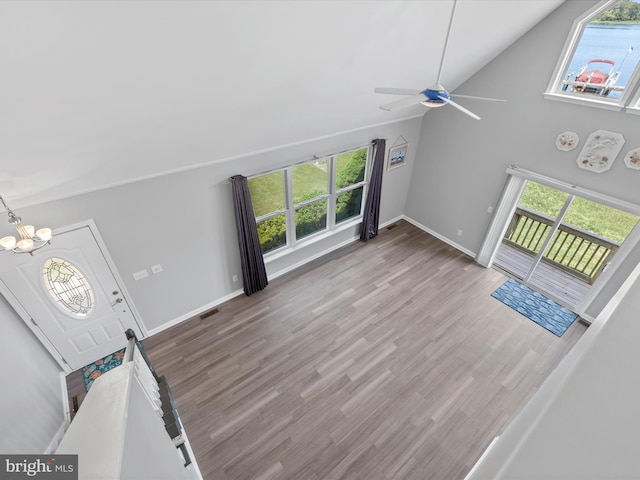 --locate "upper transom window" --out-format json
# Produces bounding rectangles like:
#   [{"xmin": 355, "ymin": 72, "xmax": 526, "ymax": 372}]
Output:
[{"xmin": 546, "ymin": 0, "xmax": 640, "ymax": 111}]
